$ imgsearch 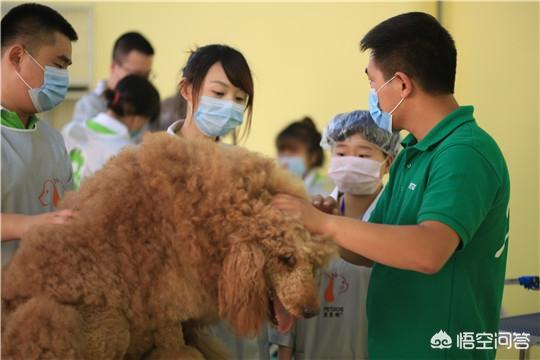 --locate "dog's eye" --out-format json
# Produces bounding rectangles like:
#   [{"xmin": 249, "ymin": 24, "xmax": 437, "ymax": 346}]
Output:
[{"xmin": 279, "ymin": 255, "xmax": 296, "ymax": 268}]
